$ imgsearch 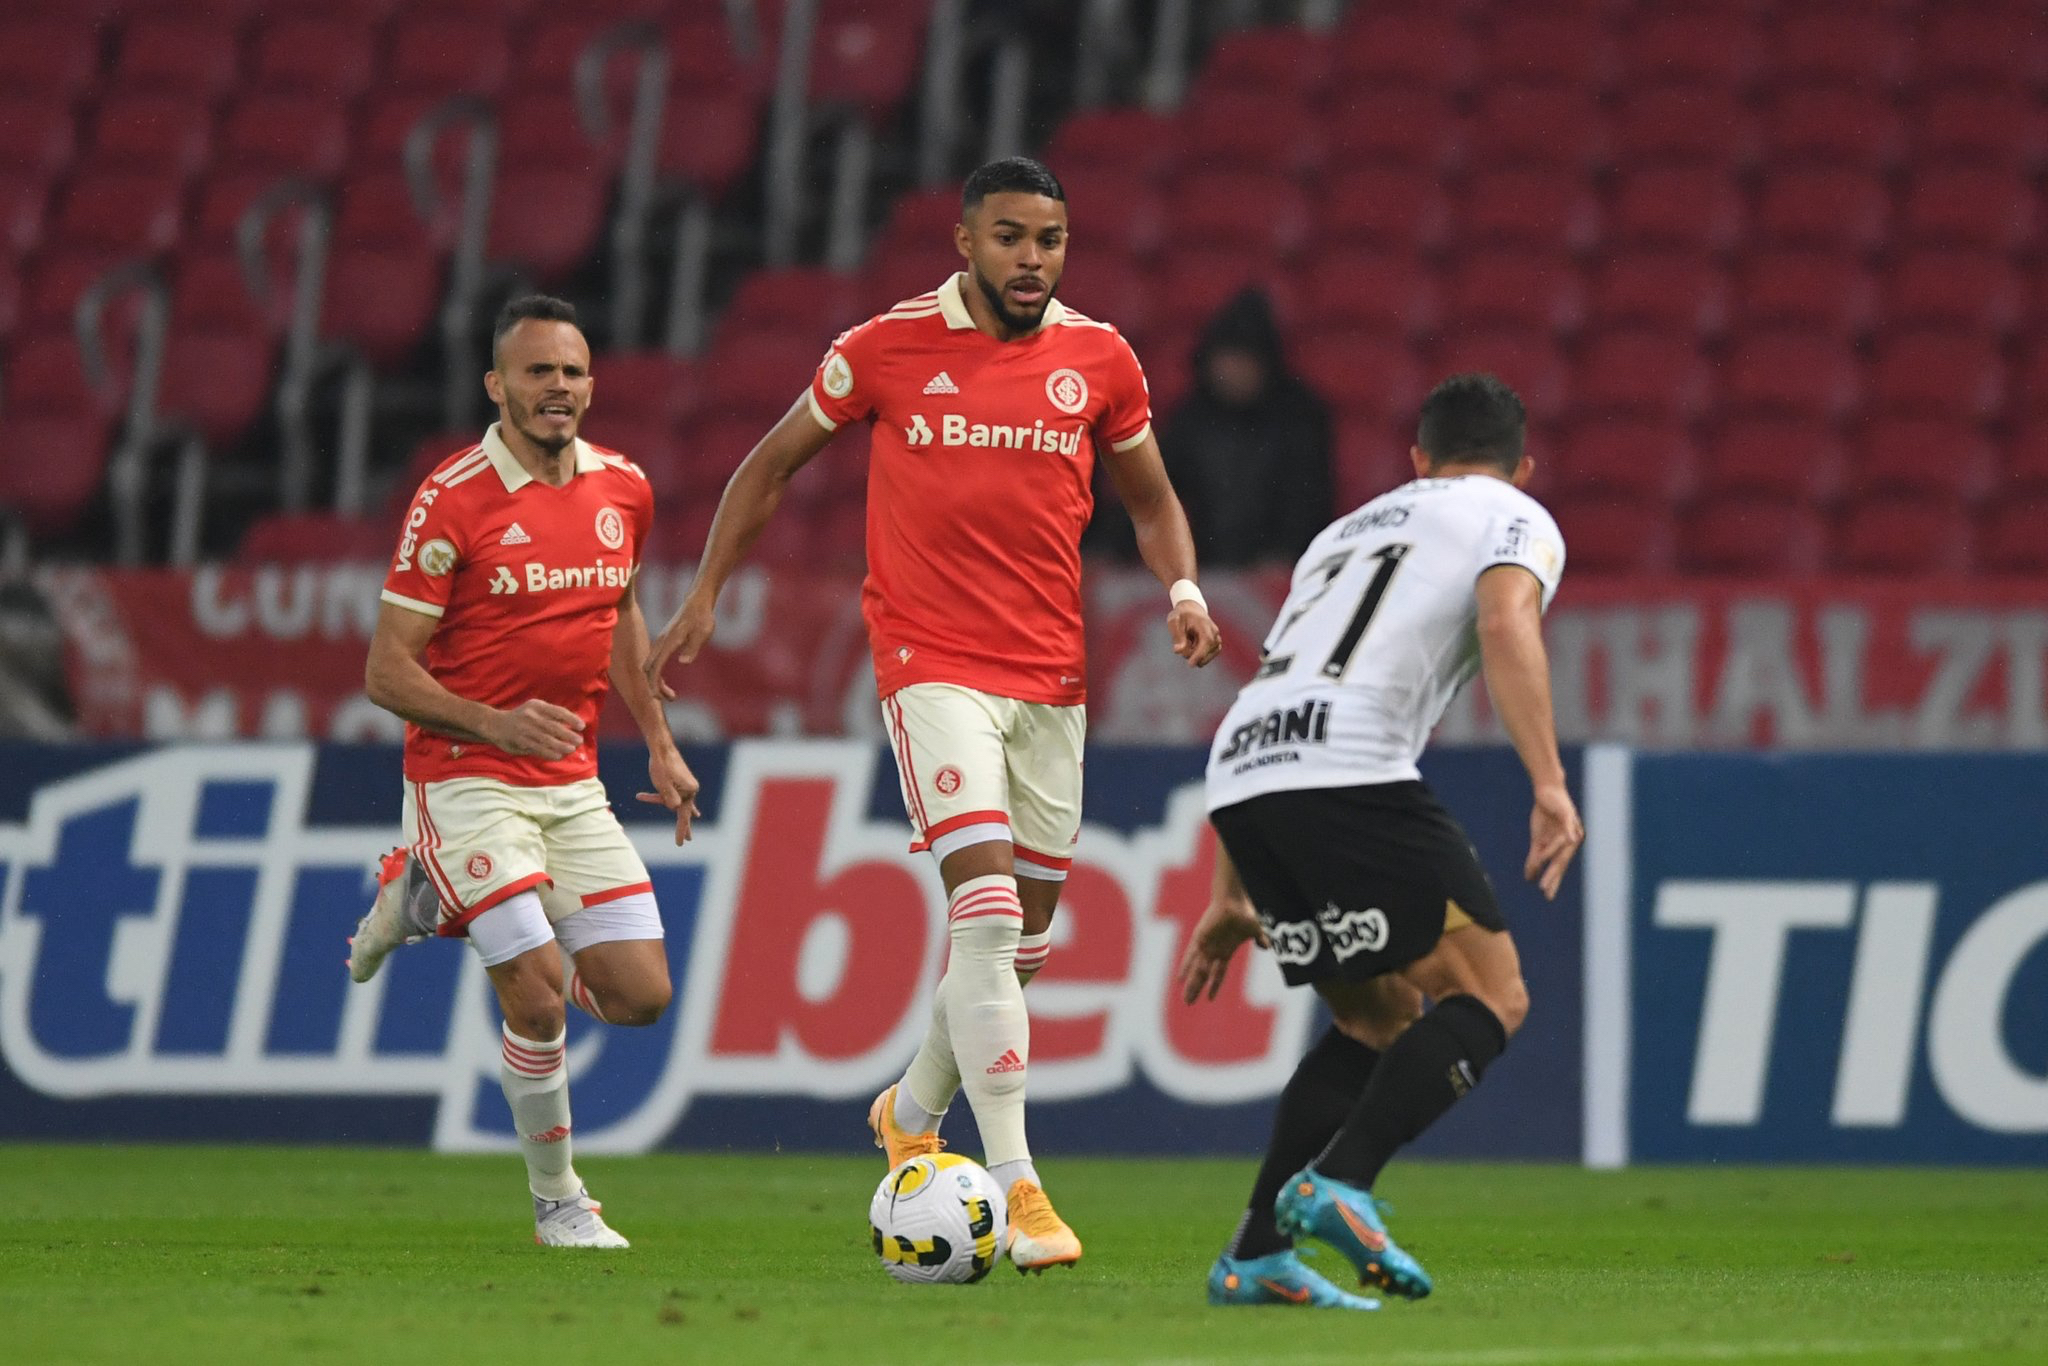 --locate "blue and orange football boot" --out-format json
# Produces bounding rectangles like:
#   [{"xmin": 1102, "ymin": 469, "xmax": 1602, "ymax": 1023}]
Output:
[
  {"xmin": 1206, "ymin": 1249, "xmax": 1380, "ymax": 1310},
  {"xmin": 1273, "ymin": 1168, "xmax": 1432, "ymax": 1300}
]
